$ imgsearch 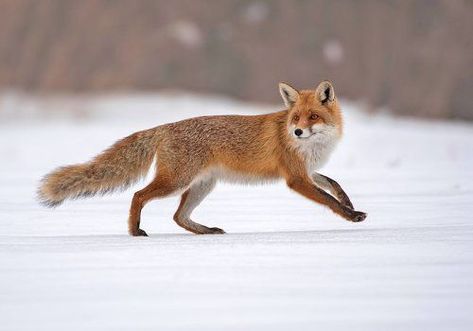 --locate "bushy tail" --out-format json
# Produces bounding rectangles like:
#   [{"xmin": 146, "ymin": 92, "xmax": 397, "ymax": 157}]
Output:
[{"xmin": 37, "ymin": 127, "xmax": 161, "ymax": 207}]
